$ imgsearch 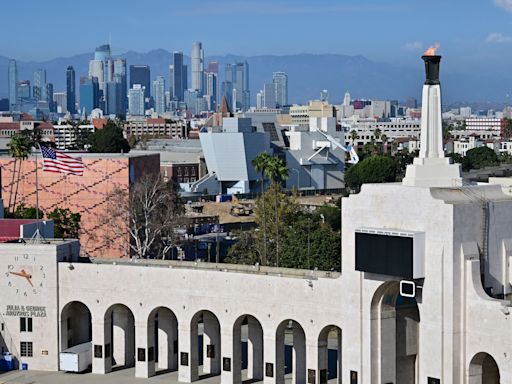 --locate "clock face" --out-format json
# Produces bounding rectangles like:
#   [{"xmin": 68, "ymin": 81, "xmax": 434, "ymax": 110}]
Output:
[{"xmin": 5, "ymin": 253, "xmax": 46, "ymax": 296}]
